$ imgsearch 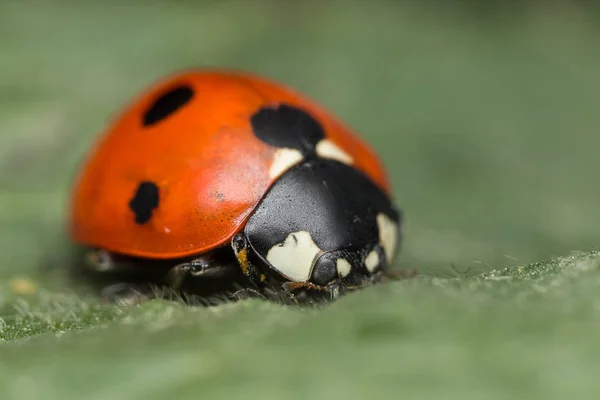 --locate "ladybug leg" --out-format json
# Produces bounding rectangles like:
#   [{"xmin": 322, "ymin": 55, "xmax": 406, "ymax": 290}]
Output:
[
  {"xmin": 82, "ymin": 249, "xmax": 169, "ymax": 303},
  {"xmin": 84, "ymin": 249, "xmax": 163, "ymax": 274},
  {"xmin": 100, "ymin": 282, "xmax": 157, "ymax": 305},
  {"xmin": 166, "ymin": 254, "xmax": 237, "ymax": 290},
  {"xmin": 282, "ymin": 281, "xmax": 343, "ymax": 302},
  {"xmin": 231, "ymin": 233, "xmax": 263, "ymax": 284},
  {"xmin": 282, "ymin": 281, "xmax": 328, "ymax": 293},
  {"xmin": 230, "ymin": 287, "xmax": 266, "ymax": 301},
  {"xmin": 85, "ymin": 249, "xmax": 130, "ymax": 272}
]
